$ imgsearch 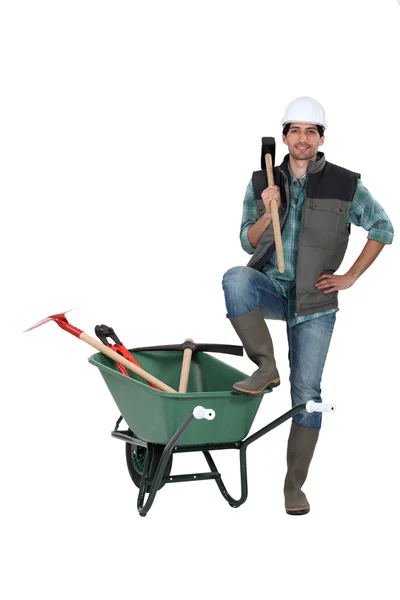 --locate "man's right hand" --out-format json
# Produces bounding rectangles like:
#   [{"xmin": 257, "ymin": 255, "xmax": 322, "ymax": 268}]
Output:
[
  {"xmin": 248, "ymin": 185, "xmax": 282, "ymax": 248},
  {"xmin": 261, "ymin": 185, "xmax": 281, "ymax": 216}
]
